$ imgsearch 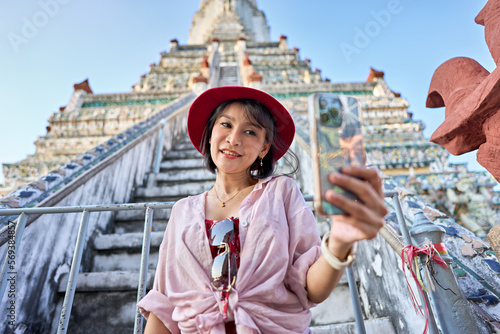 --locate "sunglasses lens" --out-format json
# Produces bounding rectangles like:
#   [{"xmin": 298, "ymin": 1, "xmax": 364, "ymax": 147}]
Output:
[
  {"xmin": 211, "ymin": 252, "xmax": 237, "ymax": 289},
  {"xmin": 209, "ymin": 219, "xmax": 235, "ymax": 246}
]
